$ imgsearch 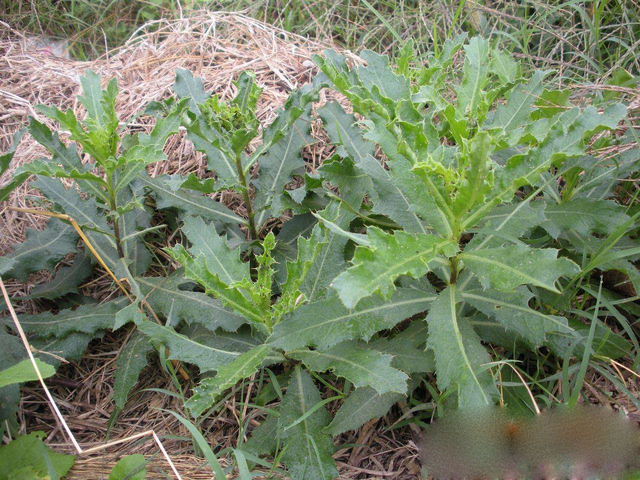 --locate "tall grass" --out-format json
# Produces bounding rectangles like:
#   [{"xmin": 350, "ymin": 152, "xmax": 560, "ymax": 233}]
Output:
[{"xmin": 1, "ymin": 1, "xmax": 639, "ymax": 82}]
